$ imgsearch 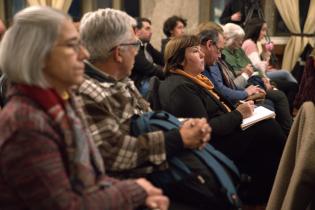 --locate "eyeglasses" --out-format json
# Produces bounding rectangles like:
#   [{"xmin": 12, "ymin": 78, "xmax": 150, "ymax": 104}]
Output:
[
  {"xmin": 213, "ymin": 43, "xmax": 223, "ymax": 54},
  {"xmin": 109, "ymin": 40, "xmax": 142, "ymax": 52},
  {"xmin": 56, "ymin": 40, "xmax": 84, "ymax": 53}
]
